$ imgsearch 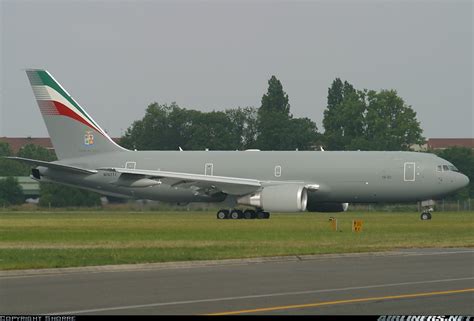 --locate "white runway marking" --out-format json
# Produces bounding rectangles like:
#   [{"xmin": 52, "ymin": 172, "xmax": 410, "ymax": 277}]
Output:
[{"xmin": 49, "ymin": 276, "xmax": 474, "ymax": 315}]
